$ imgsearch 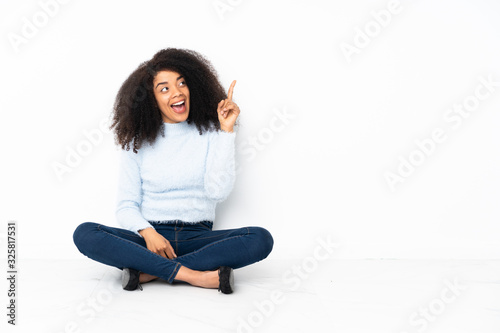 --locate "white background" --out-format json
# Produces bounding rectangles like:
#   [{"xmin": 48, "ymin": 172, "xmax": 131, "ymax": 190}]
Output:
[{"xmin": 1, "ymin": 0, "xmax": 499, "ymax": 261}]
